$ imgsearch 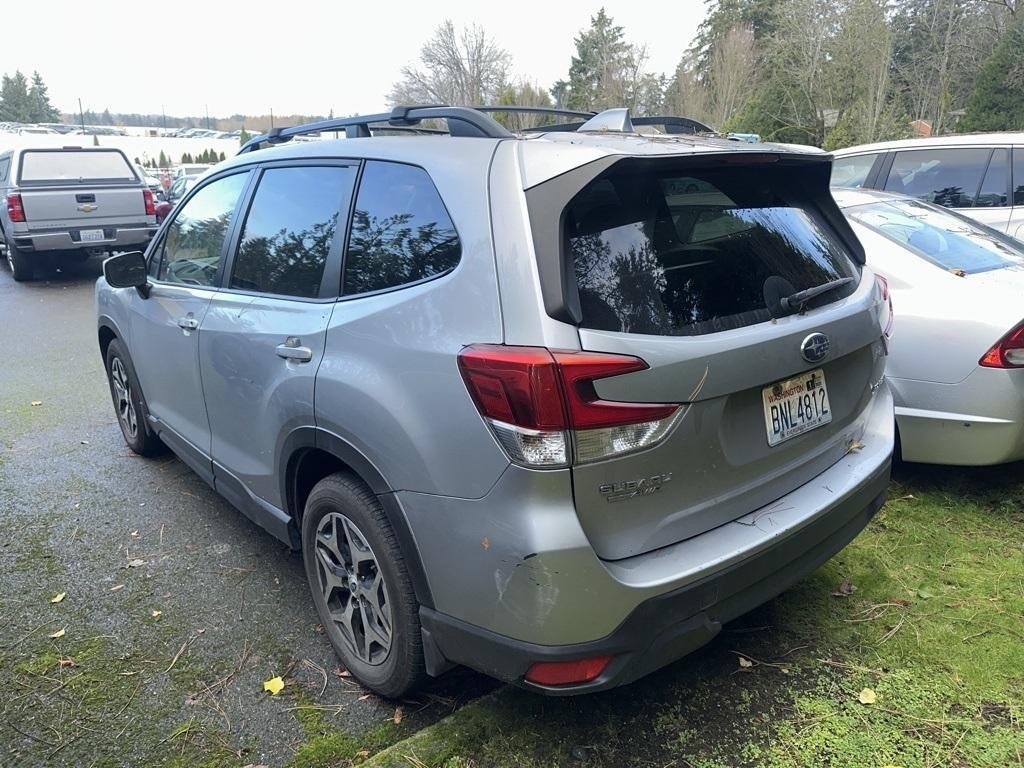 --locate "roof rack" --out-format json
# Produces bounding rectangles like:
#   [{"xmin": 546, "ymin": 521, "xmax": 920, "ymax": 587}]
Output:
[
  {"xmin": 238, "ymin": 105, "xmax": 513, "ymax": 153},
  {"xmin": 237, "ymin": 105, "xmax": 716, "ymax": 154}
]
